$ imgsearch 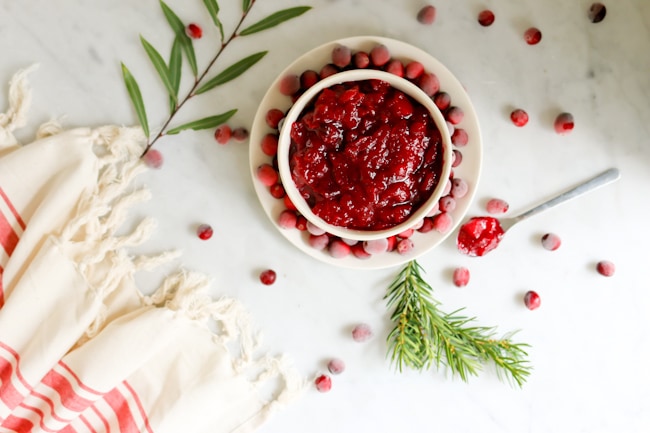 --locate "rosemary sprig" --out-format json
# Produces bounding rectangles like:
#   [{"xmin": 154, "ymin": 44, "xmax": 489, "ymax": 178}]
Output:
[
  {"xmin": 385, "ymin": 260, "xmax": 532, "ymax": 387},
  {"xmin": 121, "ymin": 0, "xmax": 311, "ymax": 156}
]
